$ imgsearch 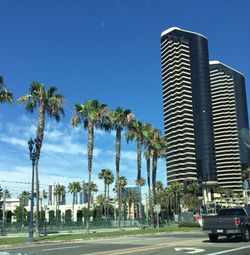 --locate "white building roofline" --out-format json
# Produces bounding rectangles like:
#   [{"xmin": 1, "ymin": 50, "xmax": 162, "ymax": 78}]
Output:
[
  {"xmin": 161, "ymin": 27, "xmax": 207, "ymax": 39},
  {"xmin": 210, "ymin": 60, "xmax": 244, "ymax": 76}
]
